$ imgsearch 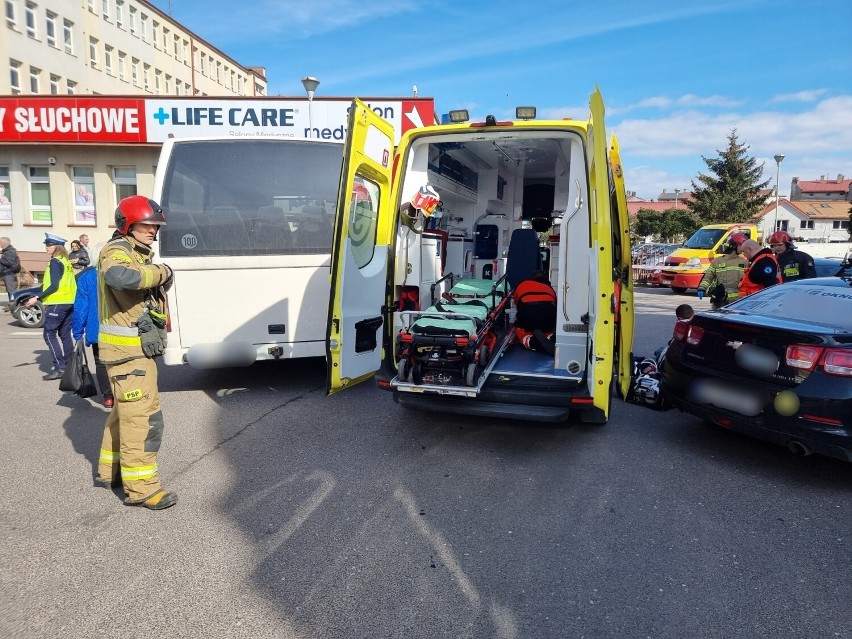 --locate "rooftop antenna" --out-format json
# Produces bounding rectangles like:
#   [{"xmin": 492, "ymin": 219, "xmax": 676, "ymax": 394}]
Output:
[{"xmin": 412, "ymin": 84, "xmax": 418, "ymax": 97}]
